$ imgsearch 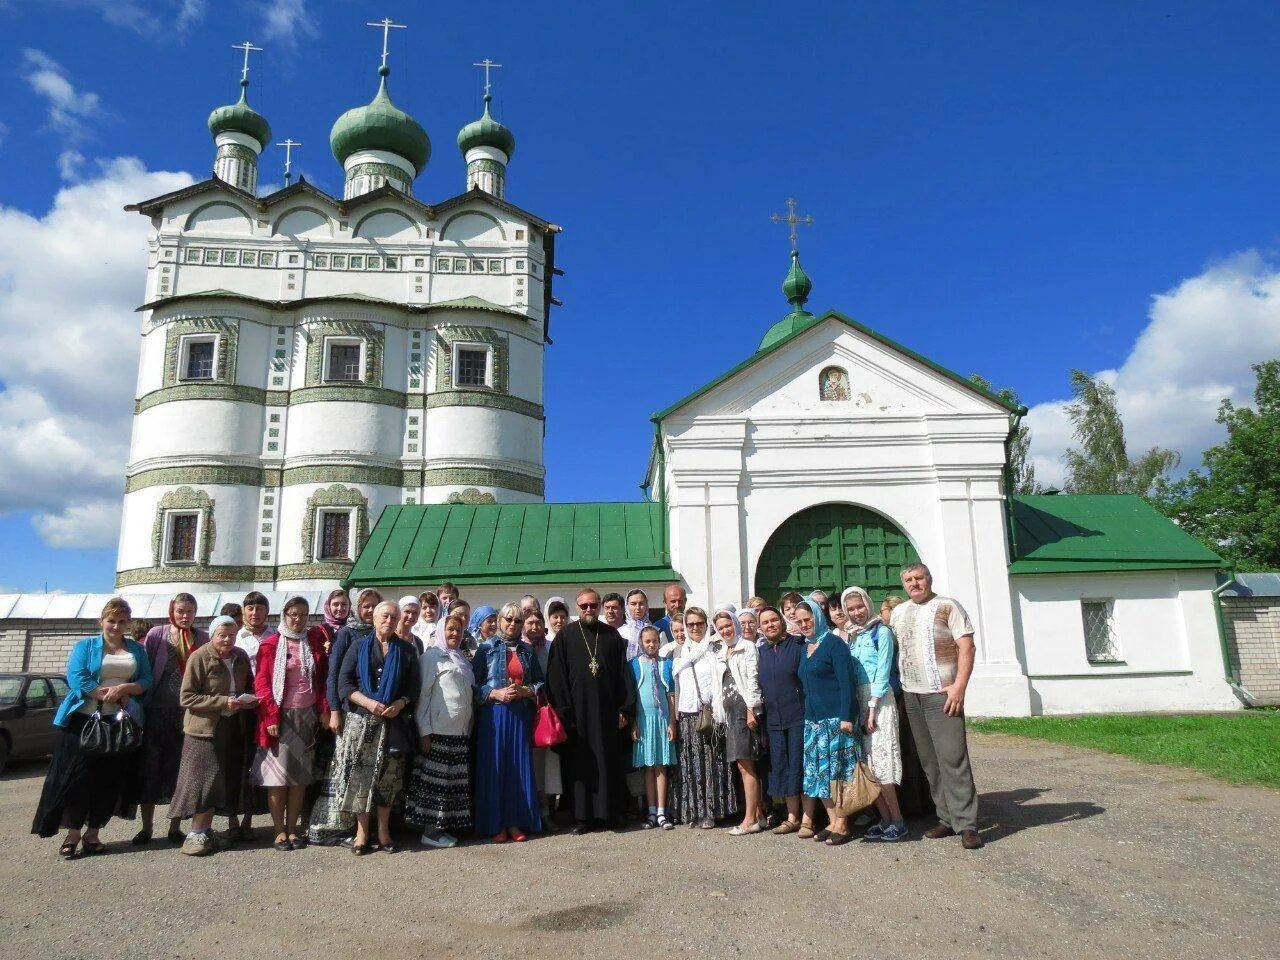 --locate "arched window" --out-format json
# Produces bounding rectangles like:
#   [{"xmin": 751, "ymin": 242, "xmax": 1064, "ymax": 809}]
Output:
[{"xmin": 819, "ymin": 365, "xmax": 850, "ymax": 401}]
